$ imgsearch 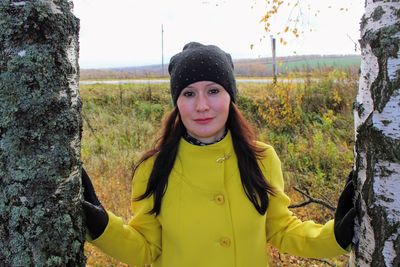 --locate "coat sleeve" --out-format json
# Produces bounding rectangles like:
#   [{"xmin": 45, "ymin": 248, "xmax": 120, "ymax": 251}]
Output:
[
  {"xmin": 261, "ymin": 144, "xmax": 347, "ymax": 258},
  {"xmin": 89, "ymin": 158, "xmax": 162, "ymax": 266}
]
